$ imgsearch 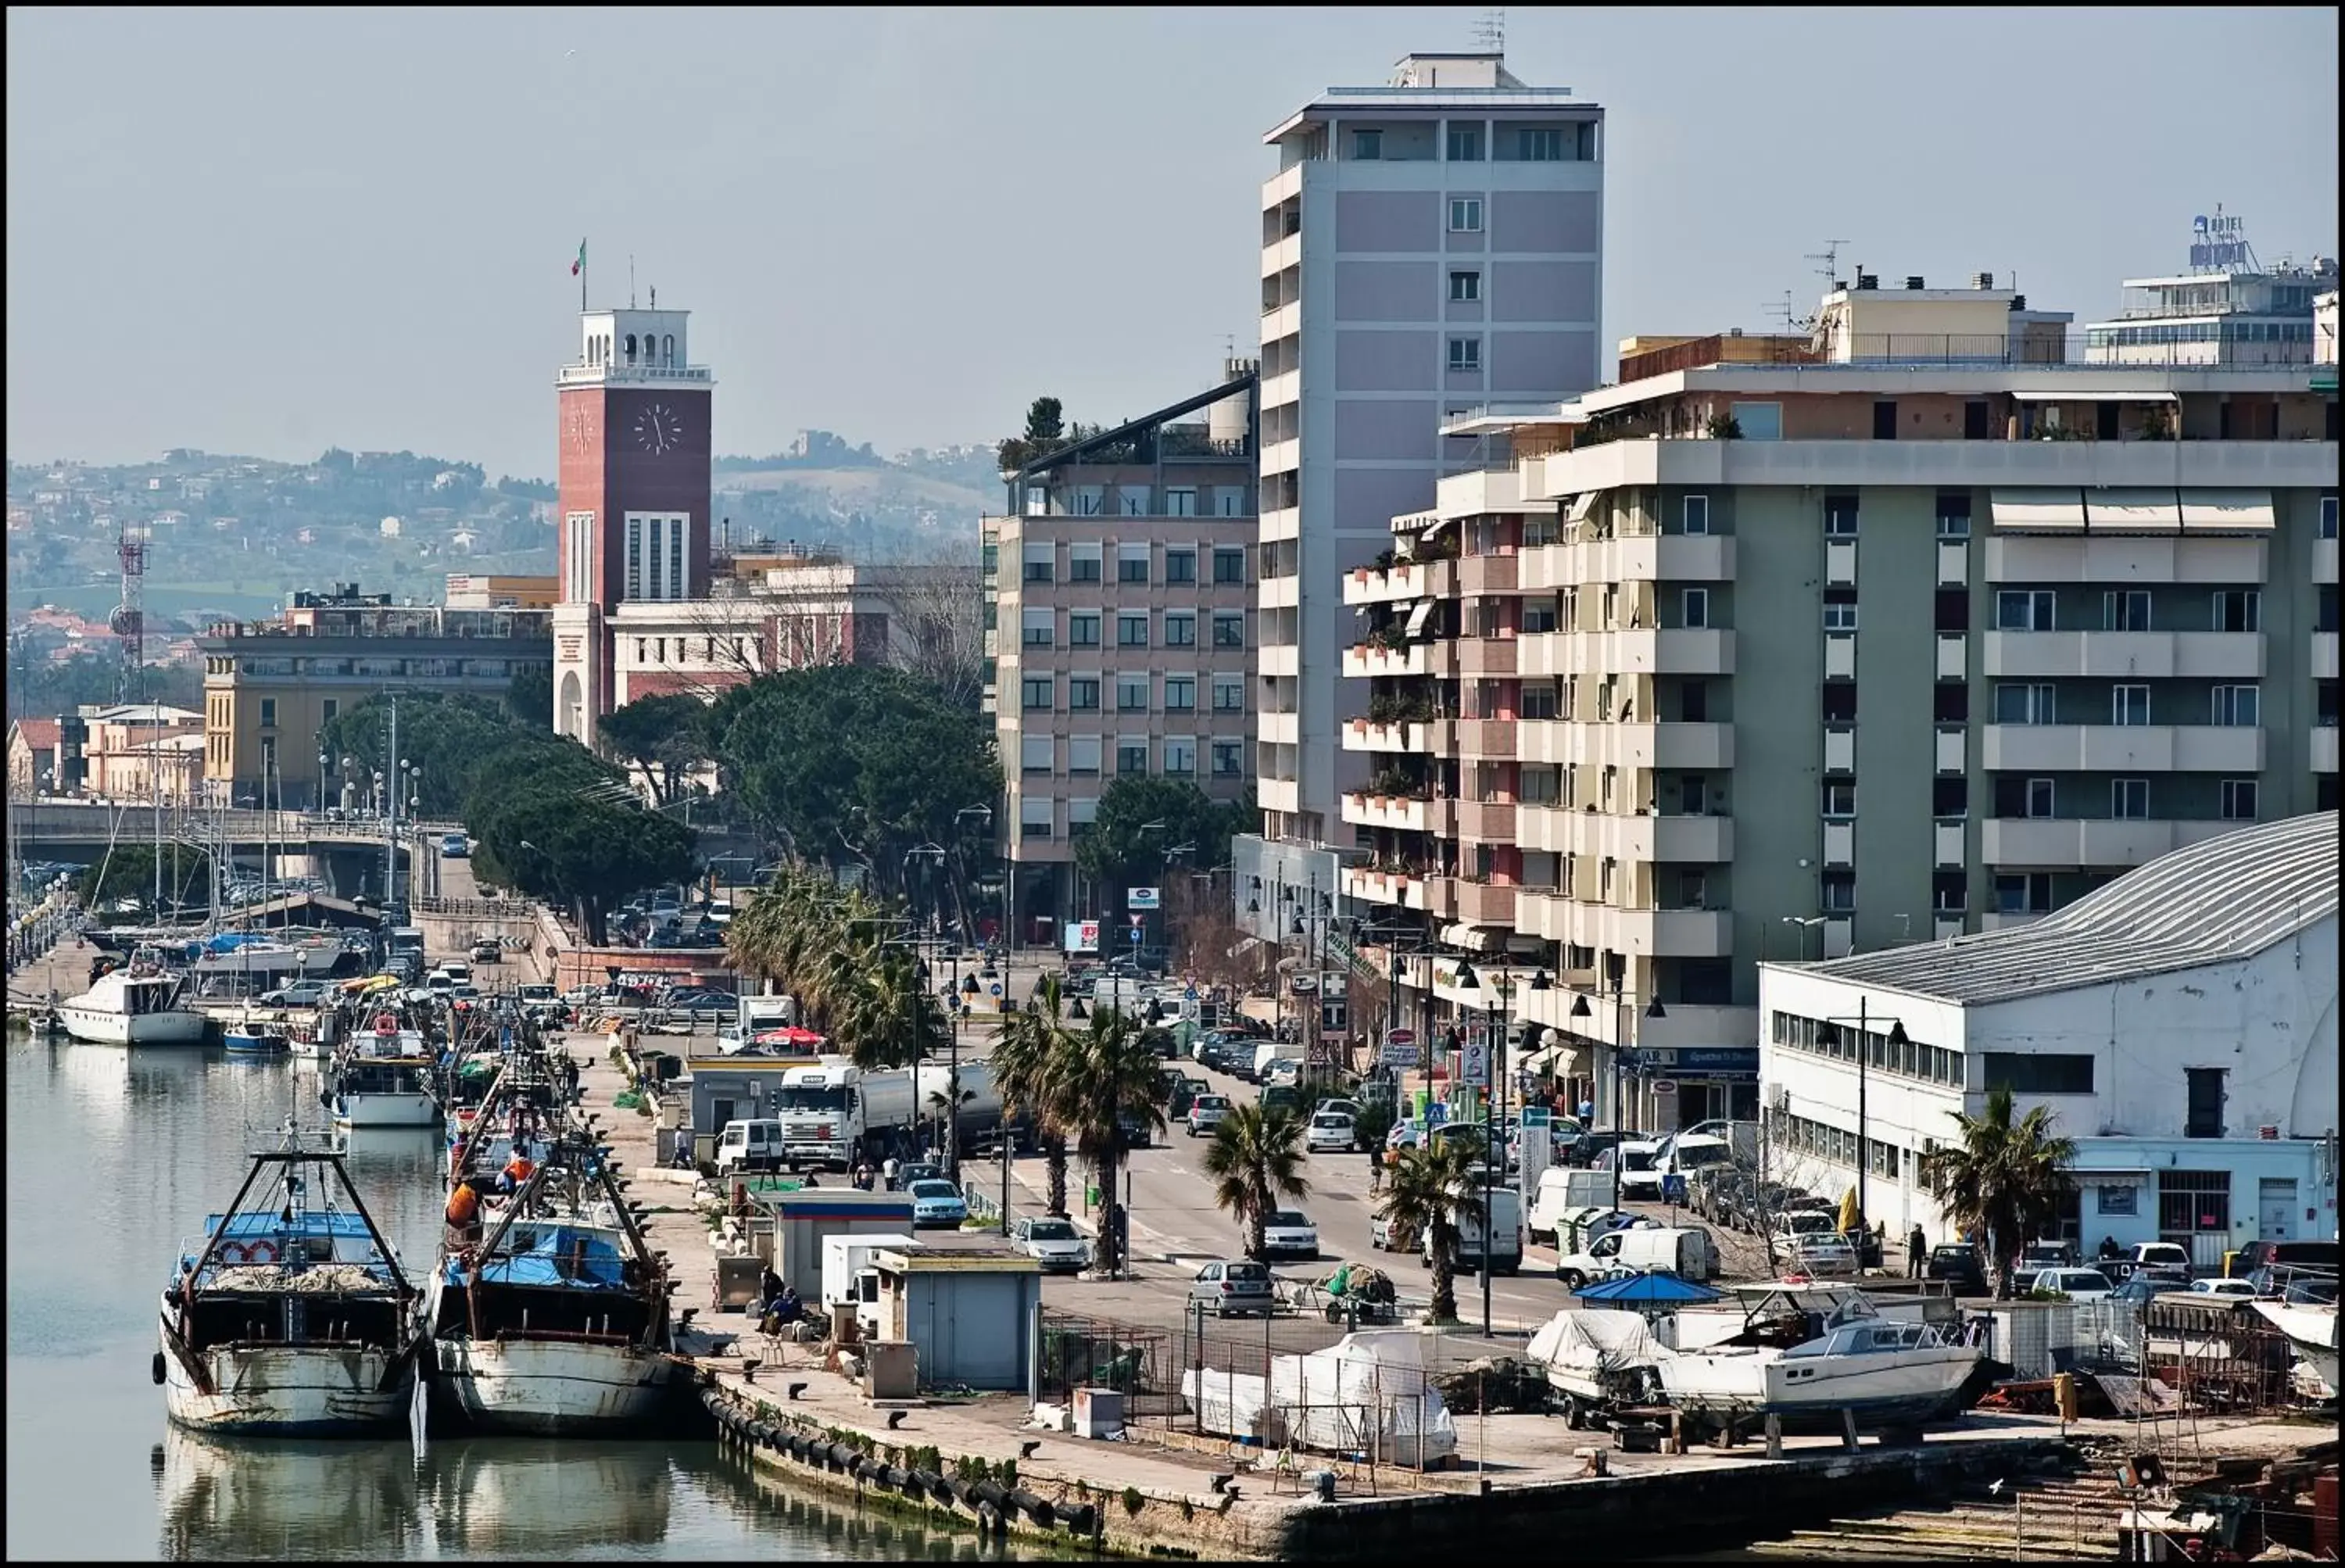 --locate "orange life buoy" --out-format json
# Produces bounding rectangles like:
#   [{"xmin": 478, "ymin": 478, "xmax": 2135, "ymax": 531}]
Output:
[
  {"xmin": 245, "ymin": 1240, "xmax": 279, "ymax": 1265},
  {"xmin": 217, "ymin": 1241, "xmax": 249, "ymax": 1264},
  {"xmin": 374, "ymin": 1012, "xmax": 398, "ymax": 1034}
]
